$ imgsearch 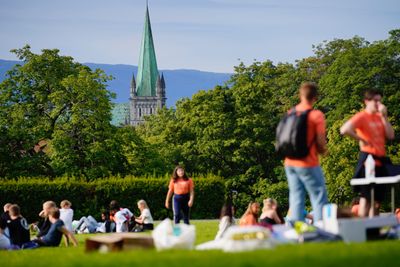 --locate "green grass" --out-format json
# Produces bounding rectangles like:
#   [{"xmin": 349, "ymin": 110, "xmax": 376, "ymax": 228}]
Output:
[{"xmin": 1, "ymin": 220, "xmax": 400, "ymax": 267}]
